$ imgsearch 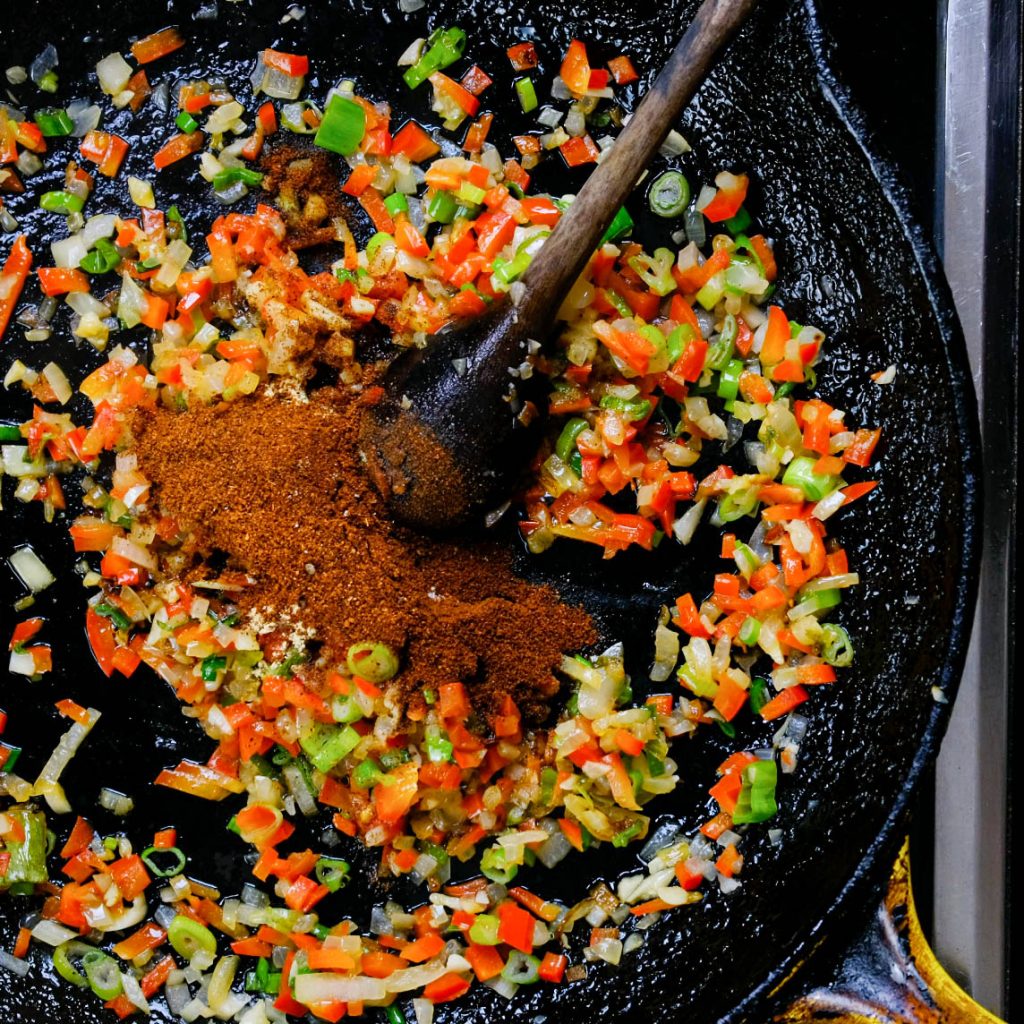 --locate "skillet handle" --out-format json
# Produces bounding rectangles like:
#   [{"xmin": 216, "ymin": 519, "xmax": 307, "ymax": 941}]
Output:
[{"xmin": 775, "ymin": 840, "xmax": 1004, "ymax": 1024}]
